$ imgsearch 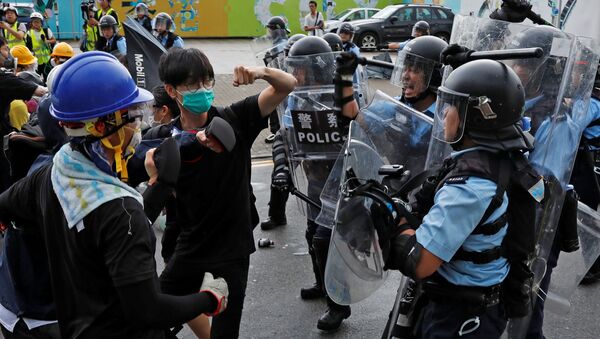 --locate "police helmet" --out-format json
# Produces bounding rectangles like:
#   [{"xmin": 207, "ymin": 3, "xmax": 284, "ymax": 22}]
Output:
[
  {"xmin": 135, "ymin": 3, "xmax": 149, "ymax": 15},
  {"xmin": 433, "ymin": 59, "xmax": 531, "ymax": 151},
  {"xmin": 391, "ymin": 36, "xmax": 448, "ymax": 91},
  {"xmin": 284, "ymin": 34, "xmax": 306, "ymax": 57},
  {"xmin": 99, "ymin": 15, "xmax": 118, "ymax": 32},
  {"xmin": 338, "ymin": 23, "xmax": 355, "ymax": 35},
  {"xmin": 153, "ymin": 12, "xmax": 174, "ymax": 32},
  {"xmin": 266, "ymin": 16, "xmax": 290, "ymax": 34},
  {"xmin": 507, "ymin": 26, "xmax": 569, "ymax": 97},
  {"xmin": 595, "ymin": 66, "xmax": 600, "ymax": 90},
  {"xmin": 286, "ymin": 36, "xmax": 335, "ymax": 86},
  {"xmin": 412, "ymin": 21, "xmax": 430, "ymax": 37},
  {"xmin": 322, "ymin": 33, "xmax": 343, "ymax": 52}
]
